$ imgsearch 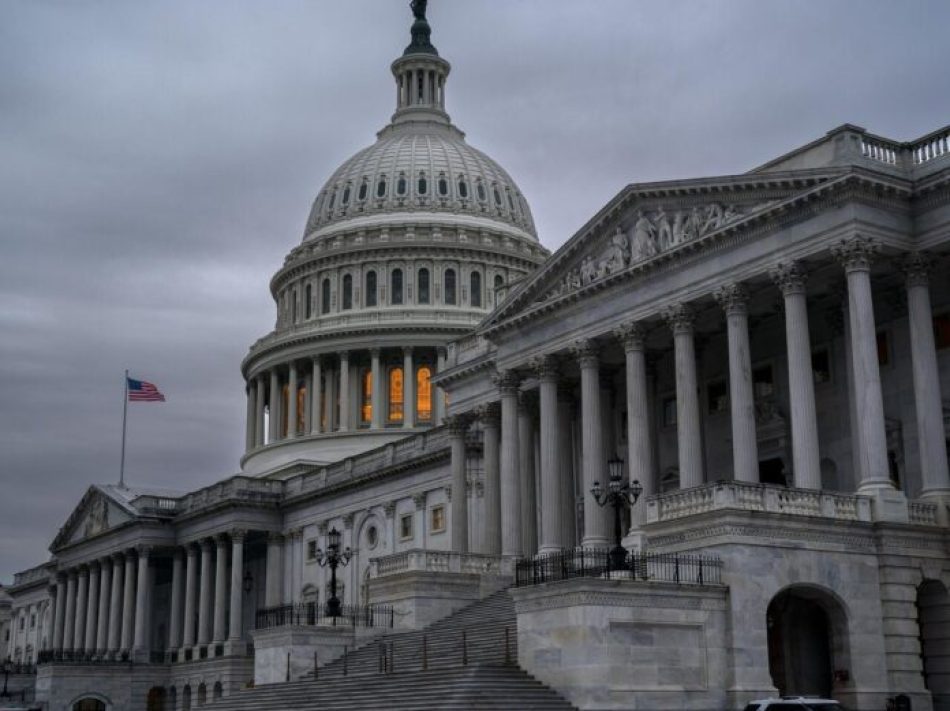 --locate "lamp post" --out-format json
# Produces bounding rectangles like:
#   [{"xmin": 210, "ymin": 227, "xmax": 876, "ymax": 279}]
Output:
[
  {"xmin": 1, "ymin": 659, "xmax": 10, "ymax": 699},
  {"xmin": 591, "ymin": 457, "xmax": 643, "ymax": 570},
  {"xmin": 316, "ymin": 527, "xmax": 351, "ymax": 618}
]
